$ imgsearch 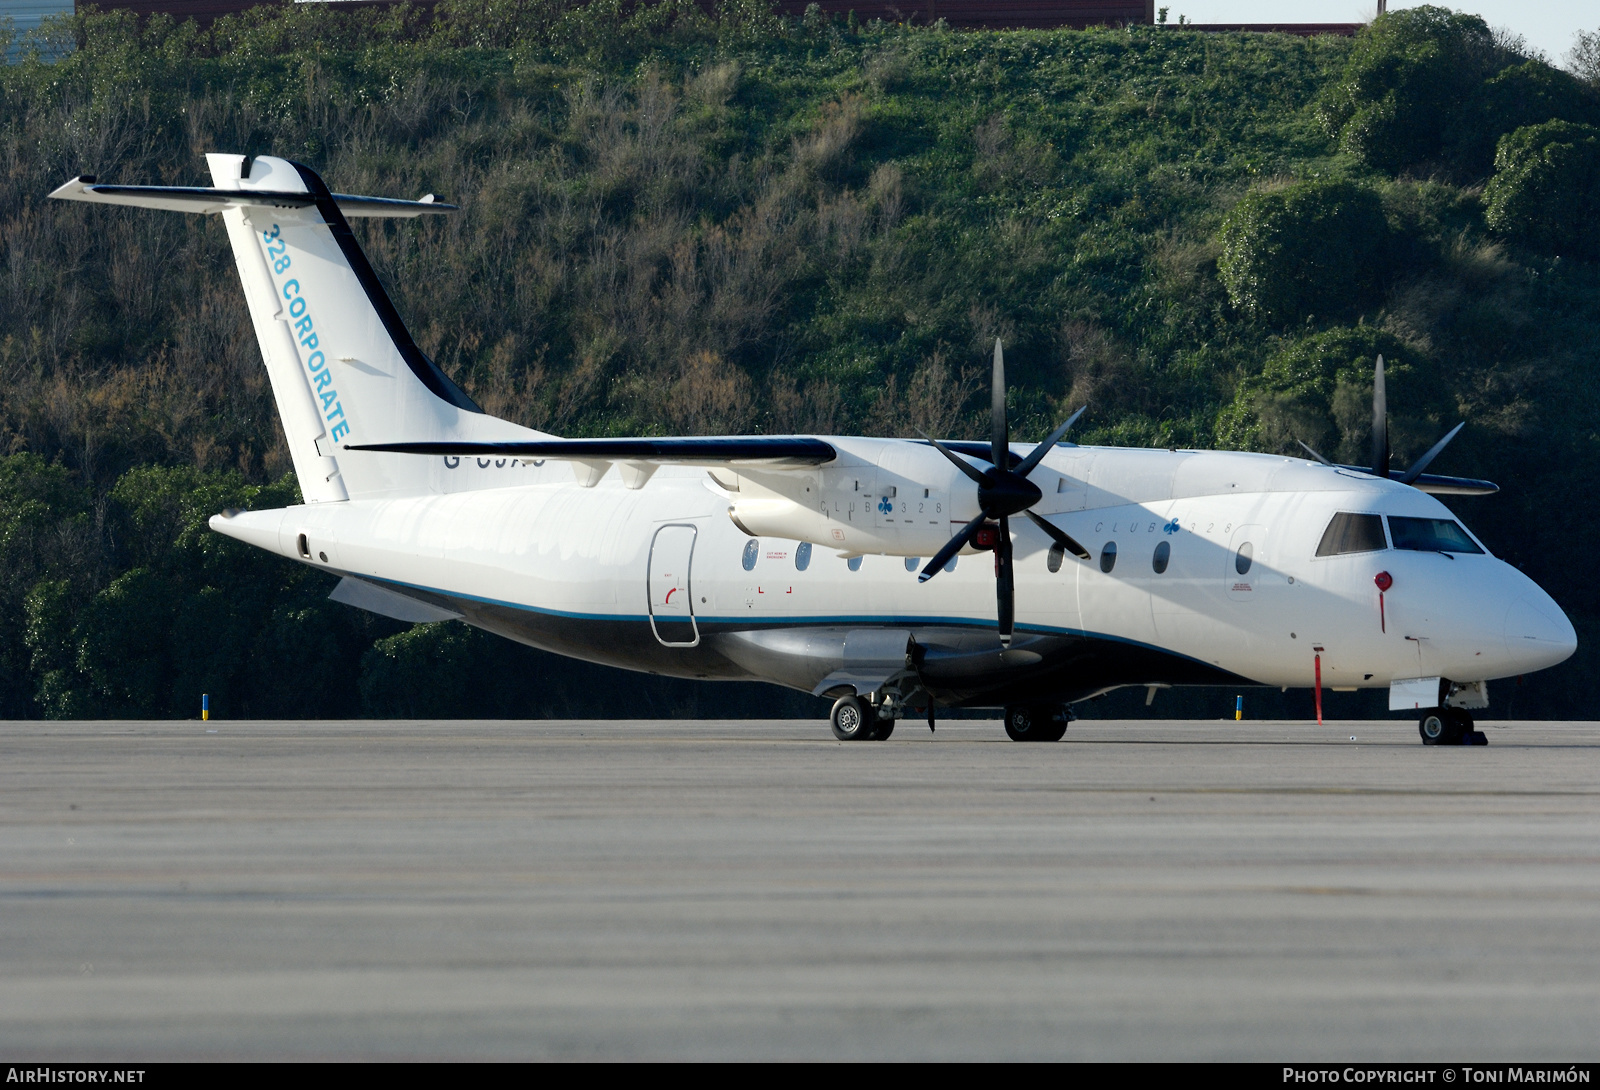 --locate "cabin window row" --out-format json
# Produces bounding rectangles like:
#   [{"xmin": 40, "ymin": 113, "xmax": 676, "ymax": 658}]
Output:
[
  {"xmin": 740, "ymin": 539, "xmax": 956, "ymax": 574},
  {"xmin": 1056, "ymin": 539, "xmax": 1176, "ymax": 576},
  {"xmin": 1315, "ymin": 512, "xmax": 1483, "ymax": 557}
]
